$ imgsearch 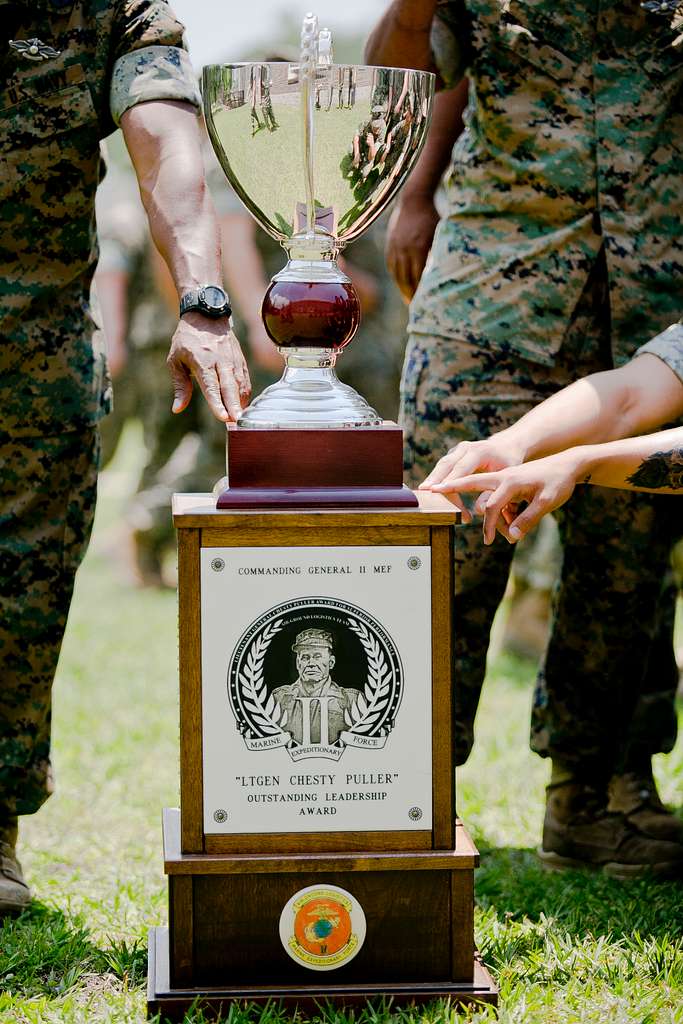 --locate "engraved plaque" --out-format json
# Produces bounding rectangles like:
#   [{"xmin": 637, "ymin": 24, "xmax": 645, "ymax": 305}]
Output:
[{"xmin": 201, "ymin": 546, "xmax": 432, "ymax": 834}]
